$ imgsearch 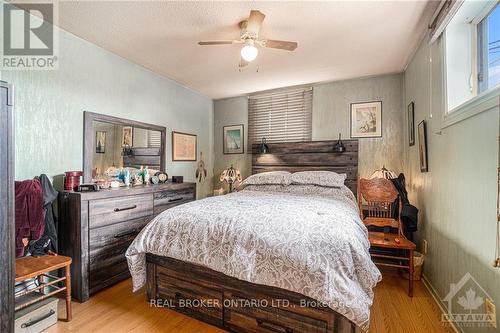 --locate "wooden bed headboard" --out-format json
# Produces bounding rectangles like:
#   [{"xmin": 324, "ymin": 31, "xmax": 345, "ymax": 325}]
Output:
[{"xmin": 251, "ymin": 140, "xmax": 359, "ymax": 195}]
